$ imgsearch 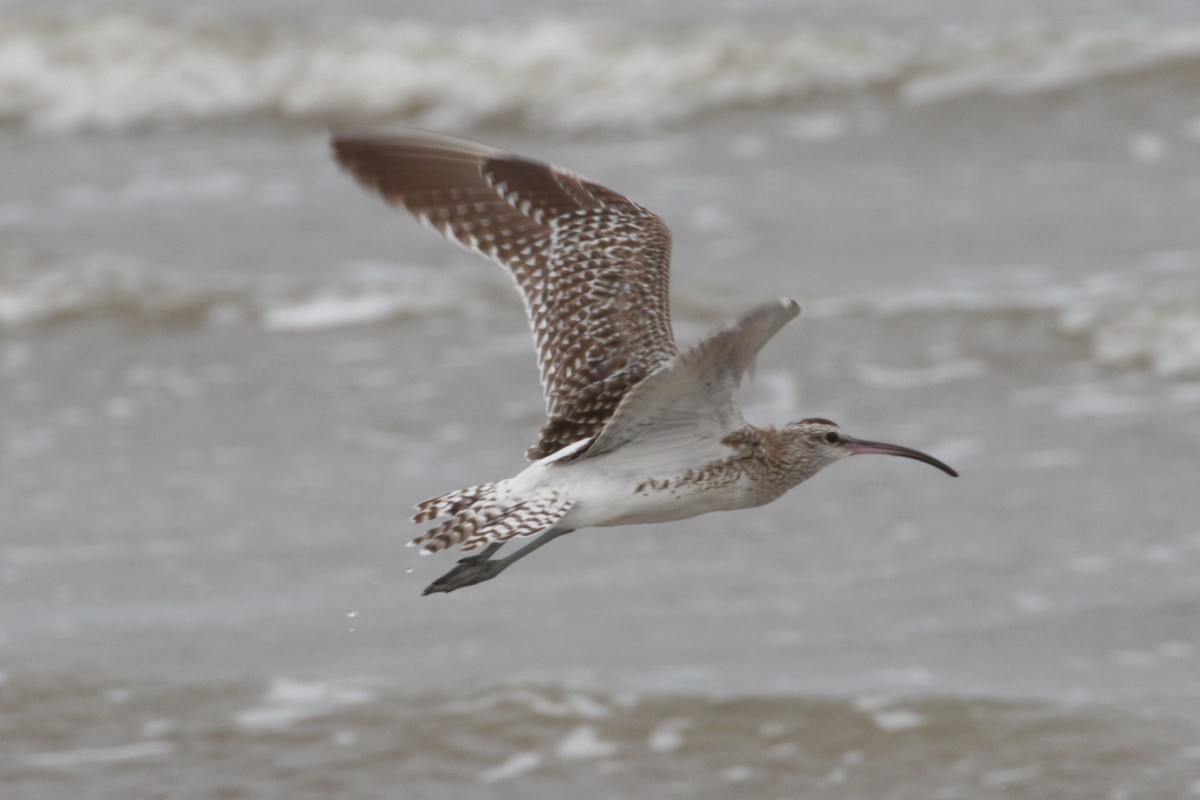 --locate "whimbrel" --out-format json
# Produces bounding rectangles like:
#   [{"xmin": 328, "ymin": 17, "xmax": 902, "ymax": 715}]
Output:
[{"xmin": 332, "ymin": 129, "xmax": 957, "ymax": 595}]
